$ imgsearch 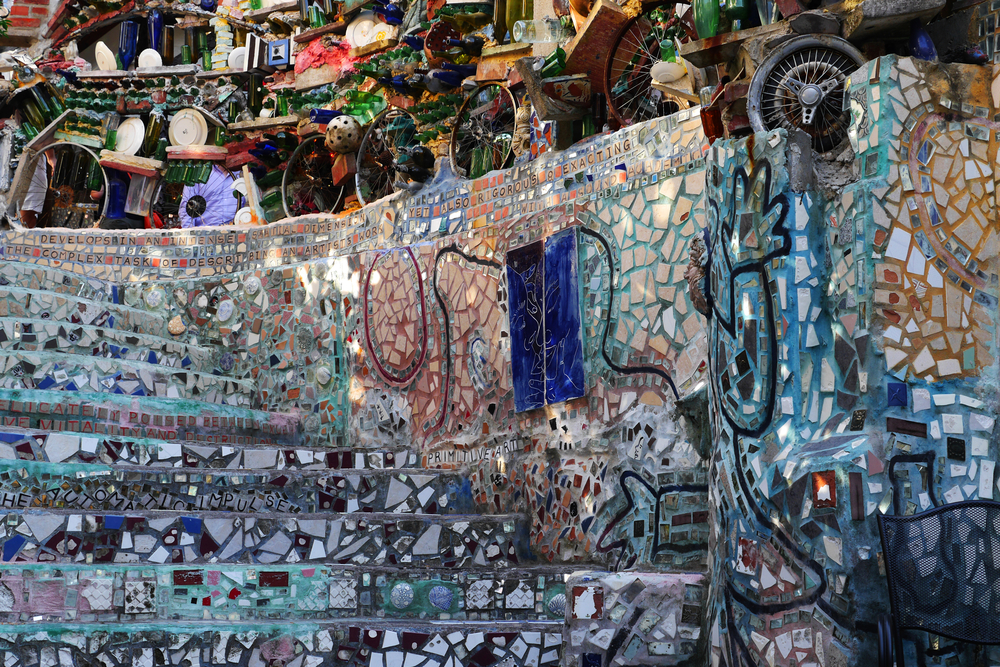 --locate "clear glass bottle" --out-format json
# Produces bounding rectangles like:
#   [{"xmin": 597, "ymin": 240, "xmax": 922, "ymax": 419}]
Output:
[
  {"xmin": 511, "ymin": 18, "xmax": 571, "ymax": 43},
  {"xmin": 504, "ymin": 0, "xmax": 533, "ymax": 43}
]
